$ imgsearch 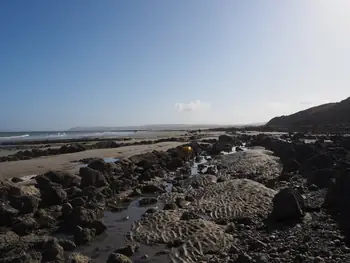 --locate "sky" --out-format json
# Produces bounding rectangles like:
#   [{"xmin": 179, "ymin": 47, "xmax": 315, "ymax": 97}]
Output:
[{"xmin": 1, "ymin": 0, "xmax": 350, "ymax": 131}]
